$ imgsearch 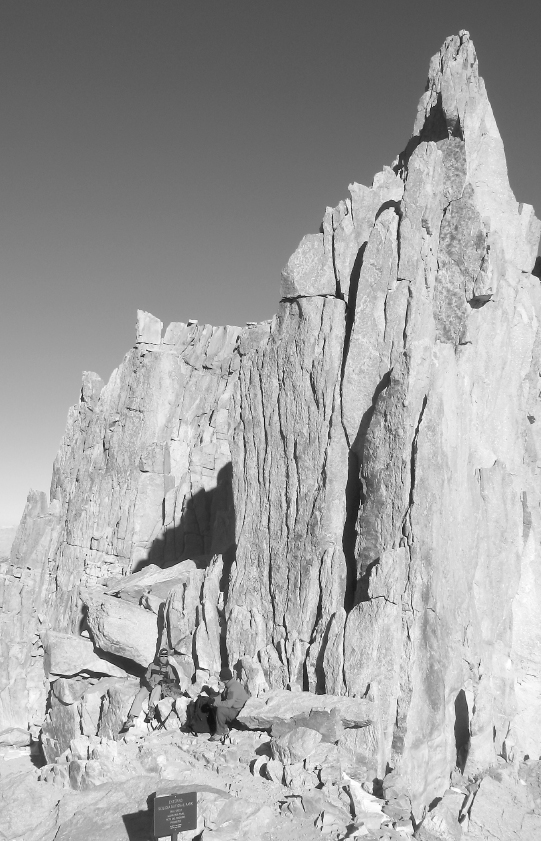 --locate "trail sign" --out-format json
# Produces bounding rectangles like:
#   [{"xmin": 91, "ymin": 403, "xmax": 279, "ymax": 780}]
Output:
[{"xmin": 153, "ymin": 792, "xmax": 197, "ymax": 840}]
